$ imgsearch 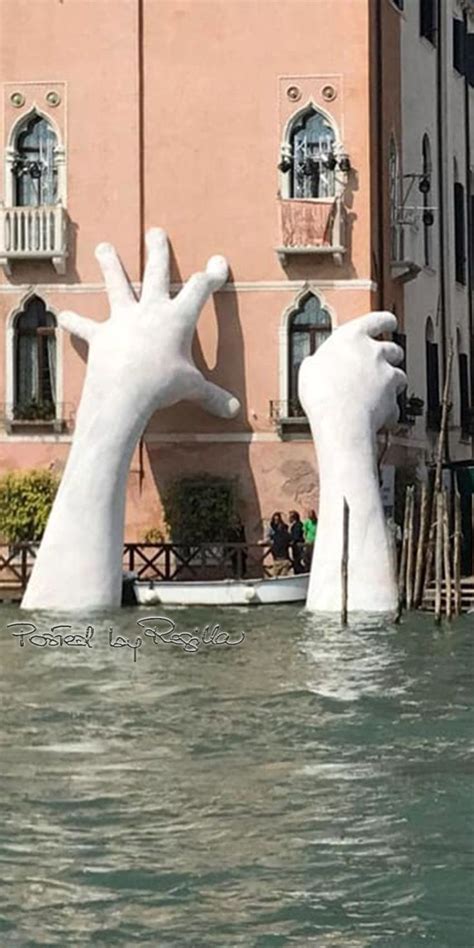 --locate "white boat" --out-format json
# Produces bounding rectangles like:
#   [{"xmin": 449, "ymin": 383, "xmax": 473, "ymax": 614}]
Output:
[{"xmin": 133, "ymin": 572, "xmax": 309, "ymax": 607}]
